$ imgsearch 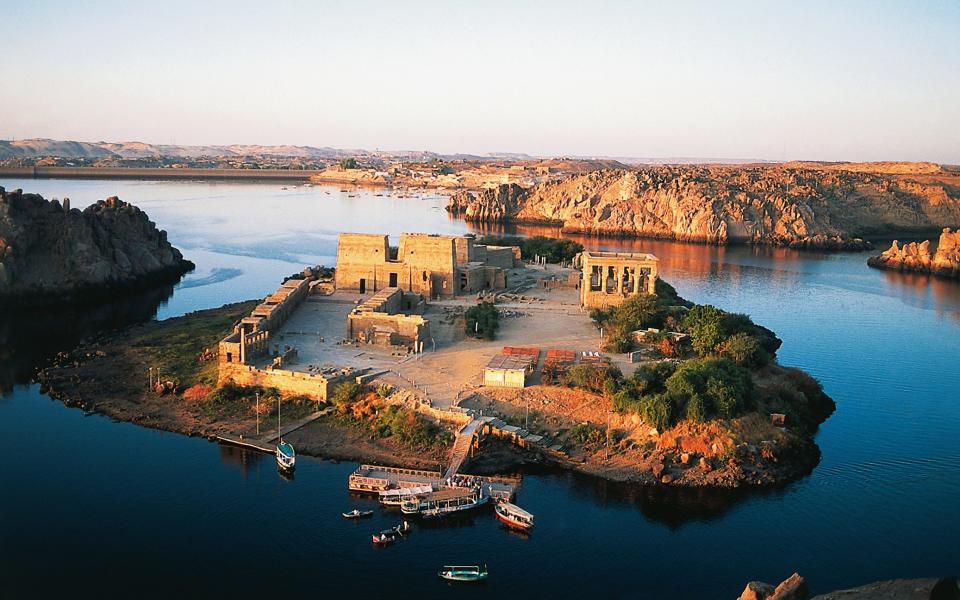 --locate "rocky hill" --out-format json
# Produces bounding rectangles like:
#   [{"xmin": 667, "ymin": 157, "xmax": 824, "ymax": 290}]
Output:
[
  {"xmin": 447, "ymin": 165, "xmax": 960, "ymax": 249},
  {"xmin": 868, "ymin": 228, "xmax": 960, "ymax": 278},
  {"xmin": 0, "ymin": 187, "xmax": 194, "ymax": 307}
]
